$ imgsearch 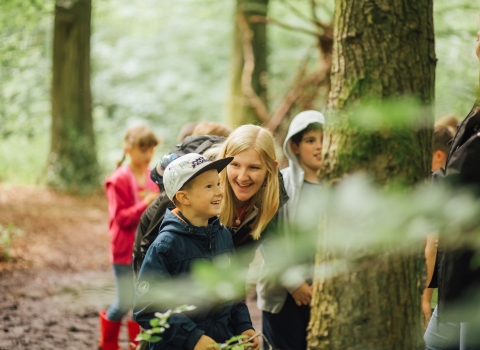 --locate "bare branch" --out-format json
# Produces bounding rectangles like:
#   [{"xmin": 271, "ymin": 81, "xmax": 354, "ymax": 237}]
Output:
[
  {"xmin": 266, "ymin": 71, "xmax": 328, "ymax": 132},
  {"xmin": 266, "ymin": 45, "xmax": 331, "ymax": 132},
  {"xmin": 237, "ymin": 13, "xmax": 270, "ymax": 124},
  {"xmin": 311, "ymin": 0, "xmax": 321, "ymax": 28},
  {"xmin": 249, "ymin": 15, "xmax": 321, "ymax": 37}
]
